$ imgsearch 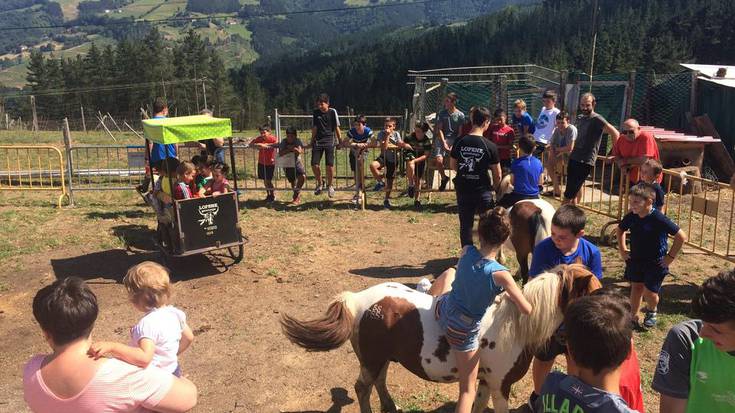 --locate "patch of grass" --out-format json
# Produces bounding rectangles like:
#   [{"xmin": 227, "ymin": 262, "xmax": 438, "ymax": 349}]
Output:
[
  {"xmin": 407, "ymin": 216, "xmax": 419, "ymax": 224},
  {"xmin": 266, "ymin": 267, "xmax": 278, "ymax": 277}
]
